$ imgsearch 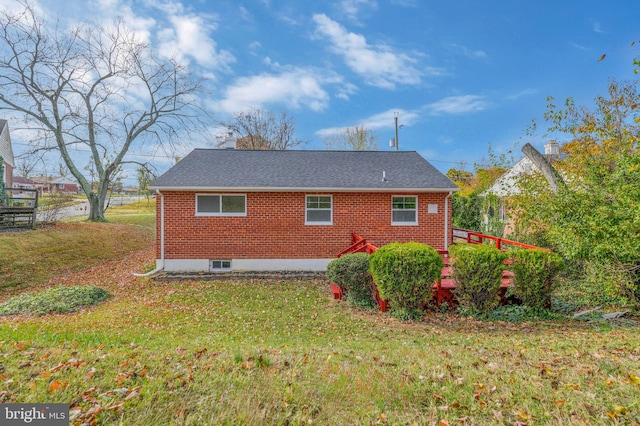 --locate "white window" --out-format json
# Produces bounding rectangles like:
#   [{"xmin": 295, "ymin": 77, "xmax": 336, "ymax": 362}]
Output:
[
  {"xmin": 392, "ymin": 196, "xmax": 418, "ymax": 225},
  {"xmin": 306, "ymin": 195, "xmax": 332, "ymax": 225},
  {"xmin": 196, "ymin": 194, "xmax": 246, "ymax": 216},
  {"xmin": 210, "ymin": 260, "xmax": 231, "ymax": 271}
]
